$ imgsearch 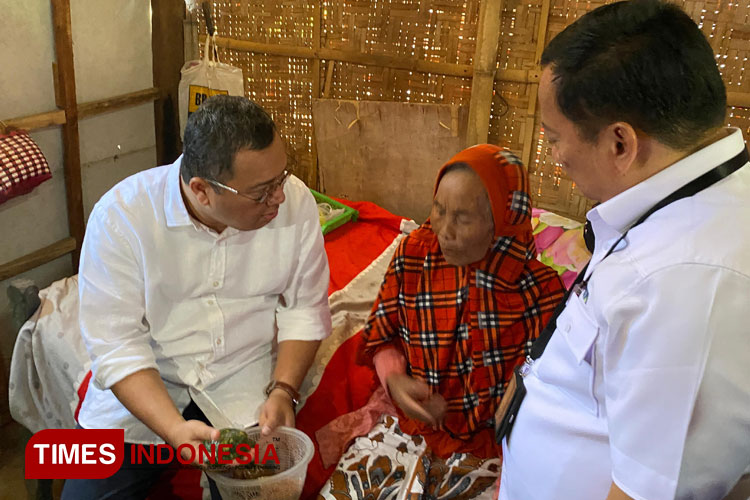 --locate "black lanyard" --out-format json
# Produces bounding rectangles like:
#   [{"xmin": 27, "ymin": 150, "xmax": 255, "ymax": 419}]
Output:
[{"xmin": 529, "ymin": 146, "xmax": 749, "ymax": 361}]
